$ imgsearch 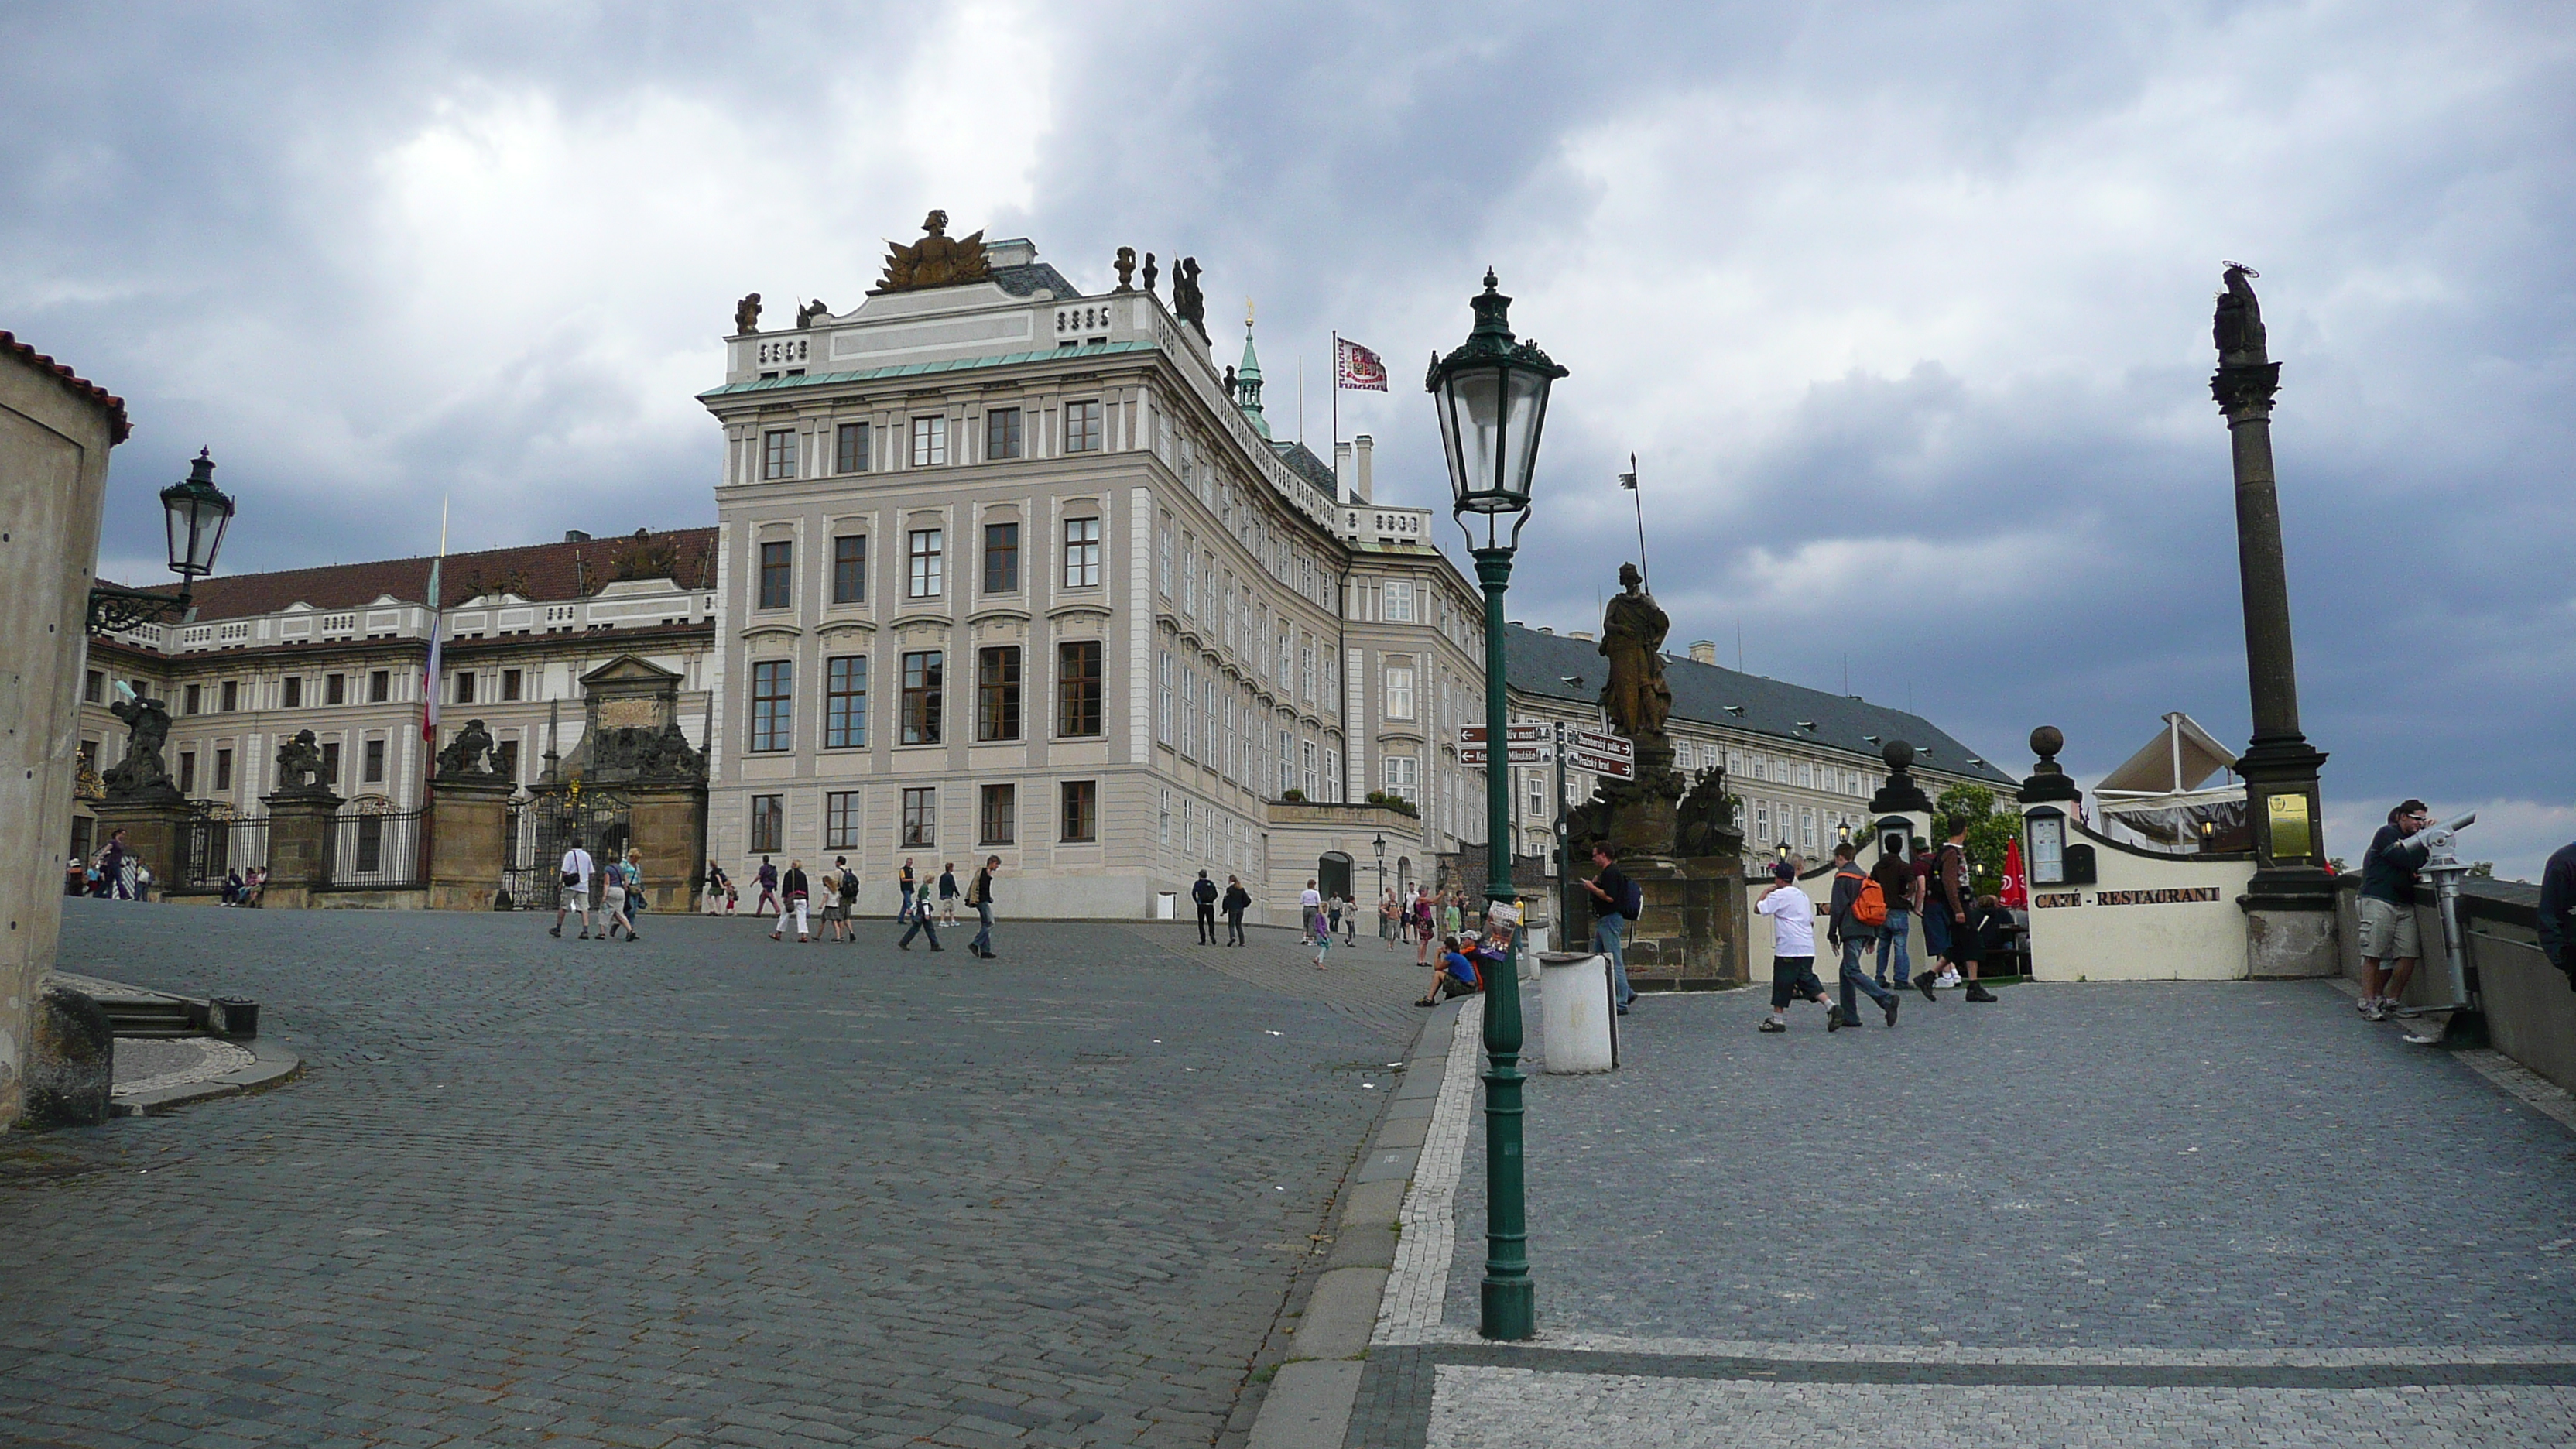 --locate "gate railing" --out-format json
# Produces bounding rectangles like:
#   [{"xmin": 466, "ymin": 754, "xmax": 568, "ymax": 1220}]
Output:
[
  {"xmin": 329, "ymin": 807, "xmax": 426, "ymax": 889},
  {"xmin": 178, "ymin": 814, "xmax": 271, "ymax": 889}
]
